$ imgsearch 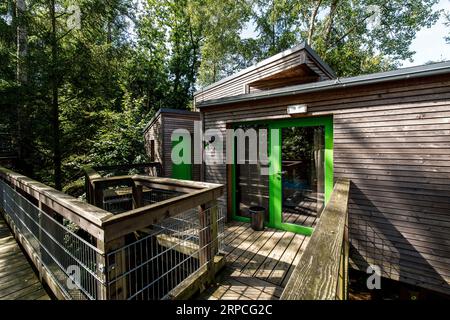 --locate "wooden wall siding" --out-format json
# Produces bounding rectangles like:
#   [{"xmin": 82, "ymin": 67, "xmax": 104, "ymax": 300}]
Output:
[
  {"xmin": 201, "ymin": 74, "xmax": 450, "ymax": 295},
  {"xmin": 194, "ymin": 50, "xmax": 332, "ymax": 106},
  {"xmin": 161, "ymin": 113, "xmax": 201, "ymax": 180},
  {"xmin": 144, "ymin": 115, "xmax": 163, "ymax": 172},
  {"xmin": 144, "ymin": 112, "xmax": 201, "ymax": 180}
]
